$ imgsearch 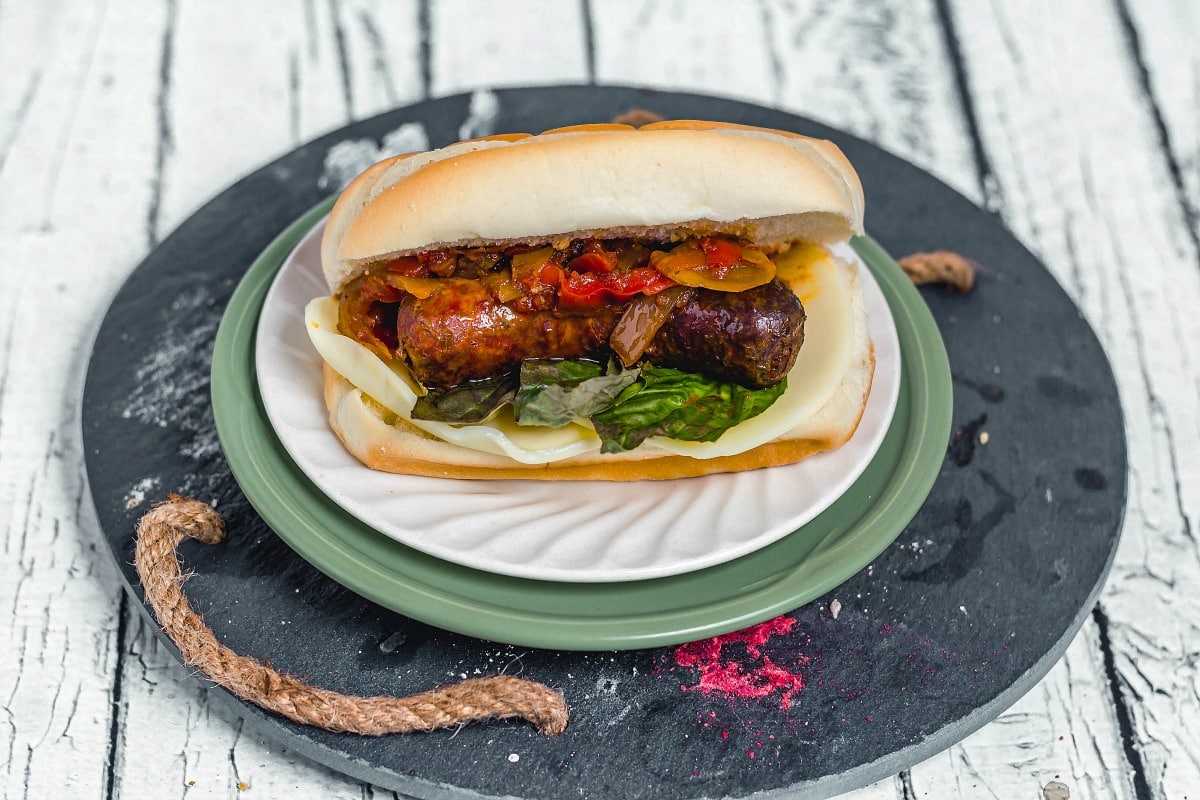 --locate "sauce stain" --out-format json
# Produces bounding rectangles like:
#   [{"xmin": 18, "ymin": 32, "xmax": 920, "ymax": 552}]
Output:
[
  {"xmin": 948, "ymin": 413, "xmax": 988, "ymax": 467},
  {"xmin": 1074, "ymin": 467, "xmax": 1107, "ymax": 491}
]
